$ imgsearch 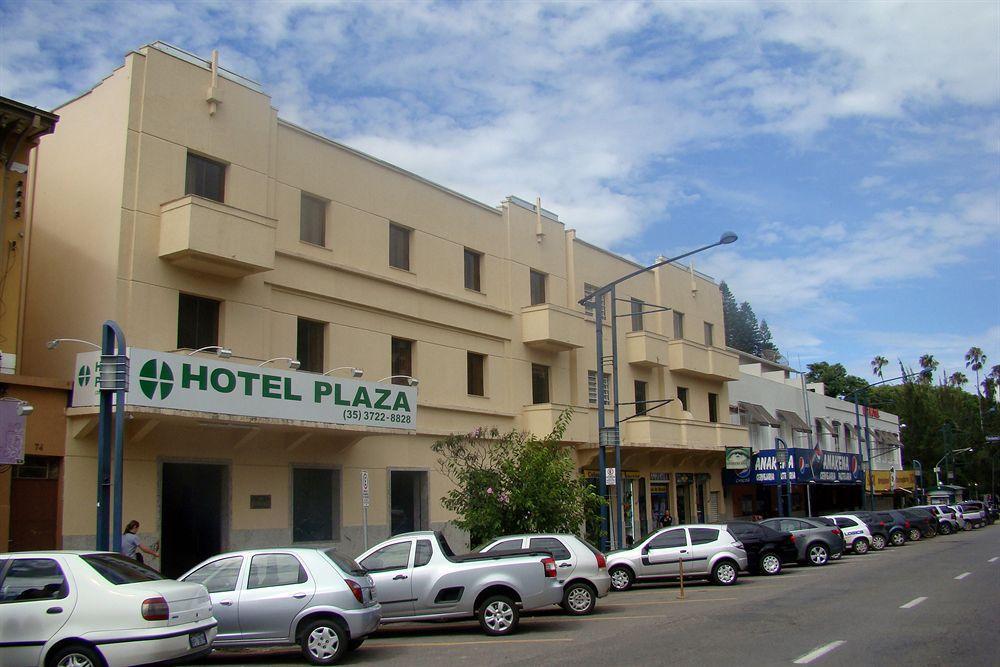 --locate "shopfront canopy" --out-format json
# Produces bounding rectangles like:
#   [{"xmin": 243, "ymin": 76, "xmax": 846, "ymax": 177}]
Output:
[
  {"xmin": 815, "ymin": 417, "xmax": 835, "ymax": 434},
  {"xmin": 739, "ymin": 402, "xmax": 780, "ymax": 427},
  {"xmin": 776, "ymin": 409, "xmax": 811, "ymax": 432}
]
